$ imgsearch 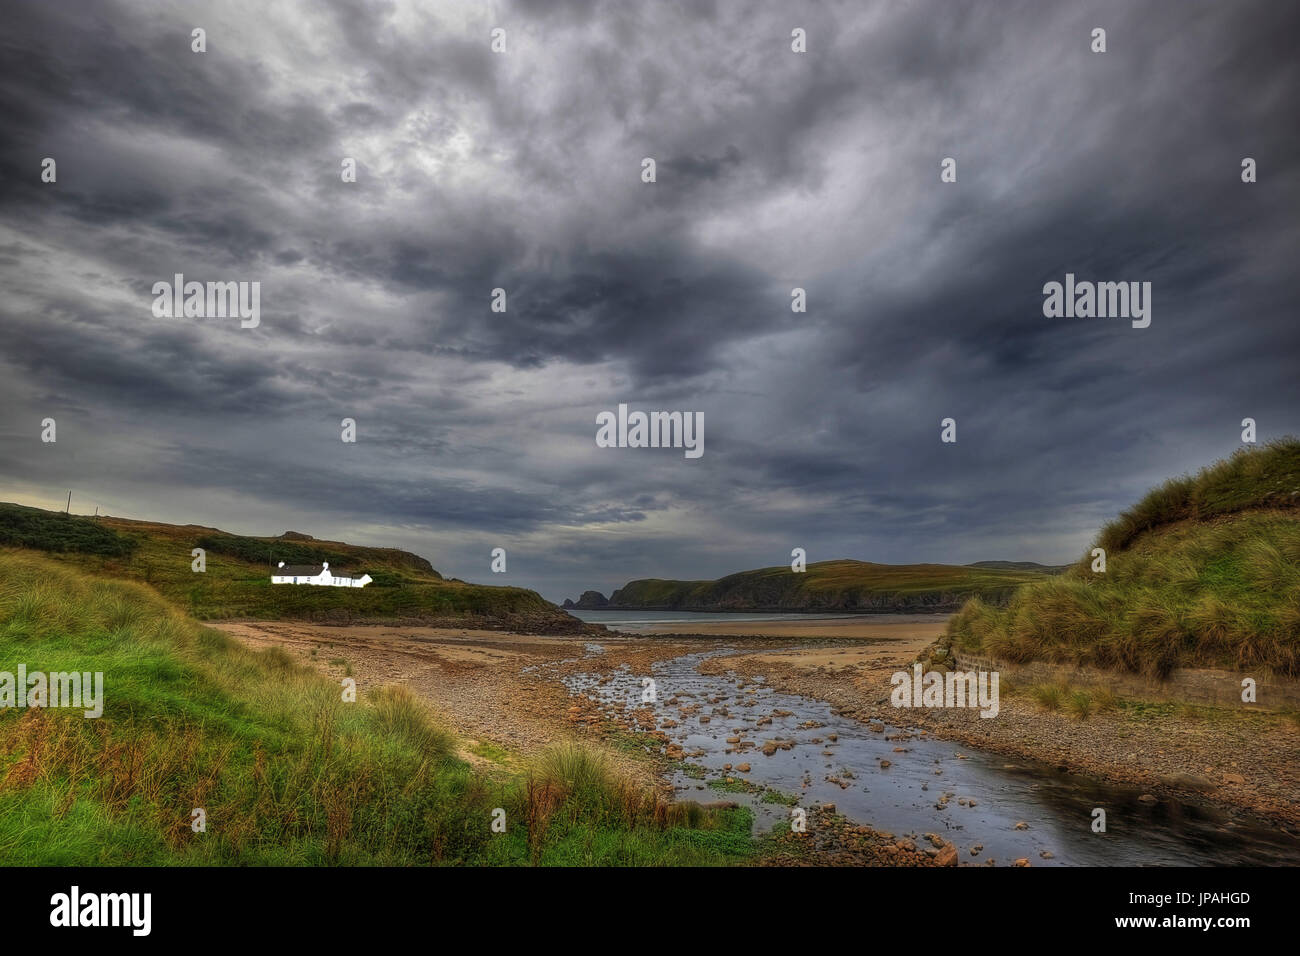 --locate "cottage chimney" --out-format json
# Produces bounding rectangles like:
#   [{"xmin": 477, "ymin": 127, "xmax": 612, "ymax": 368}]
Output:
[
  {"xmin": 322, "ymin": 562, "xmax": 329, "ymax": 570},
  {"xmin": 278, "ymin": 561, "xmax": 284, "ymax": 568}
]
